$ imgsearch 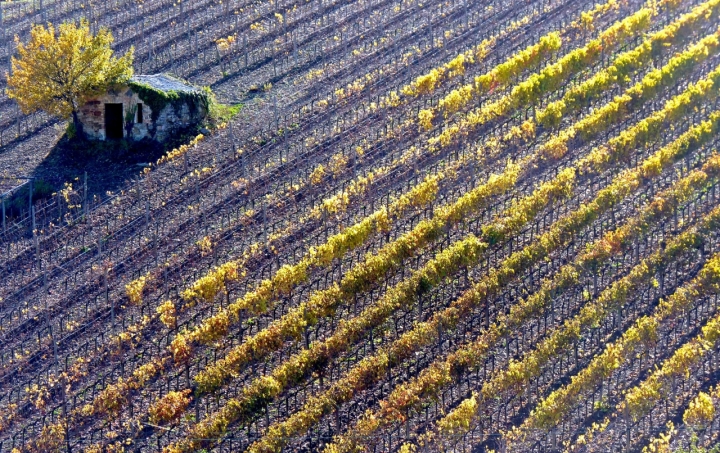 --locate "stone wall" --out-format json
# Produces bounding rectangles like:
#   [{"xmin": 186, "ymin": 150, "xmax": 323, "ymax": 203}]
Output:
[
  {"xmin": 78, "ymin": 86, "xmax": 149, "ymax": 141},
  {"xmin": 153, "ymin": 102, "xmax": 198, "ymax": 142},
  {"xmin": 78, "ymin": 85, "xmax": 205, "ymax": 142}
]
